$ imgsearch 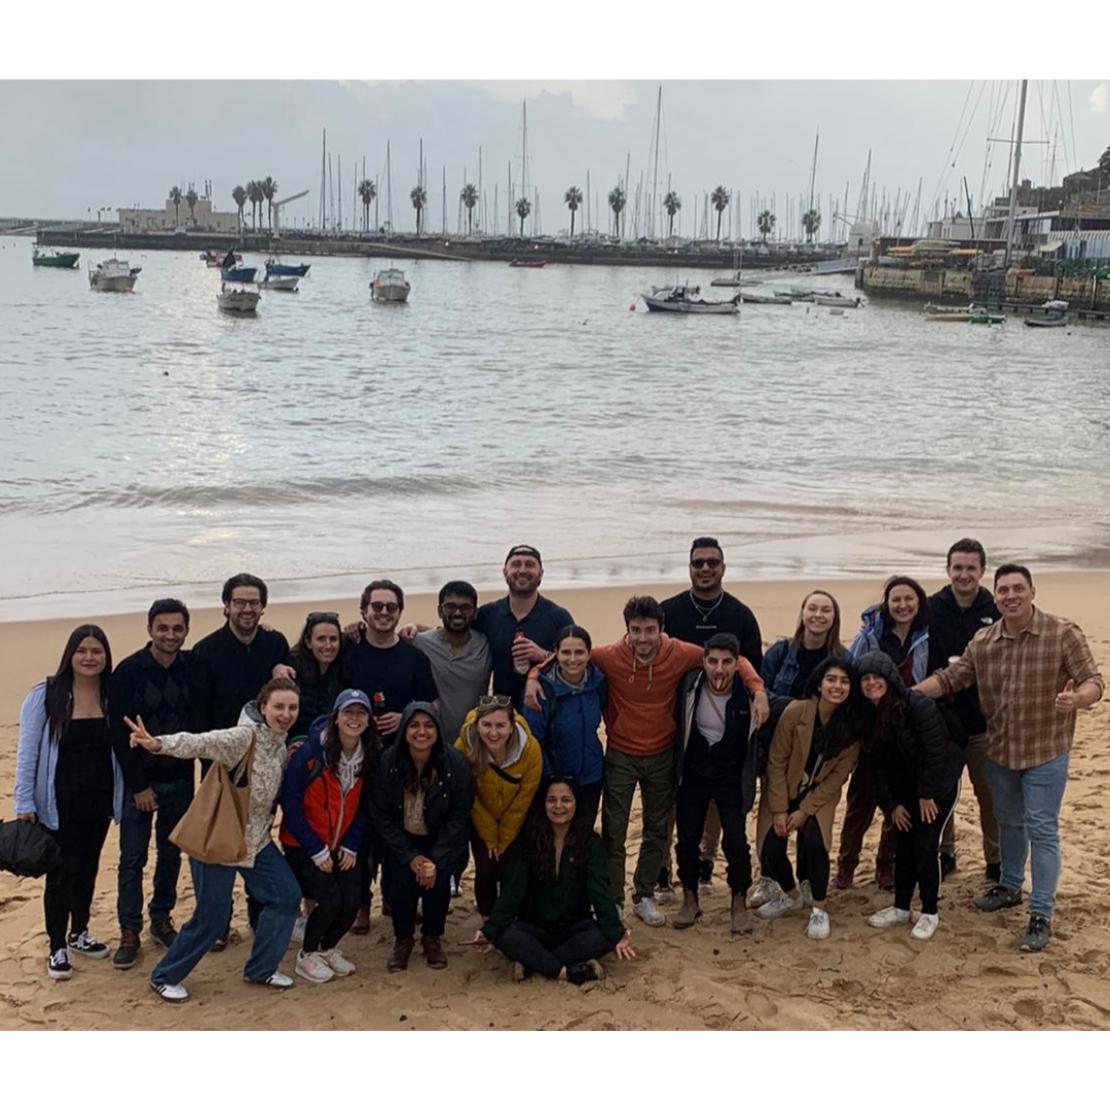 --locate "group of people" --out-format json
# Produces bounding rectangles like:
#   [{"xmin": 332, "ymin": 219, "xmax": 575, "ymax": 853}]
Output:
[{"xmin": 13, "ymin": 538, "xmax": 1102, "ymax": 1003}]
